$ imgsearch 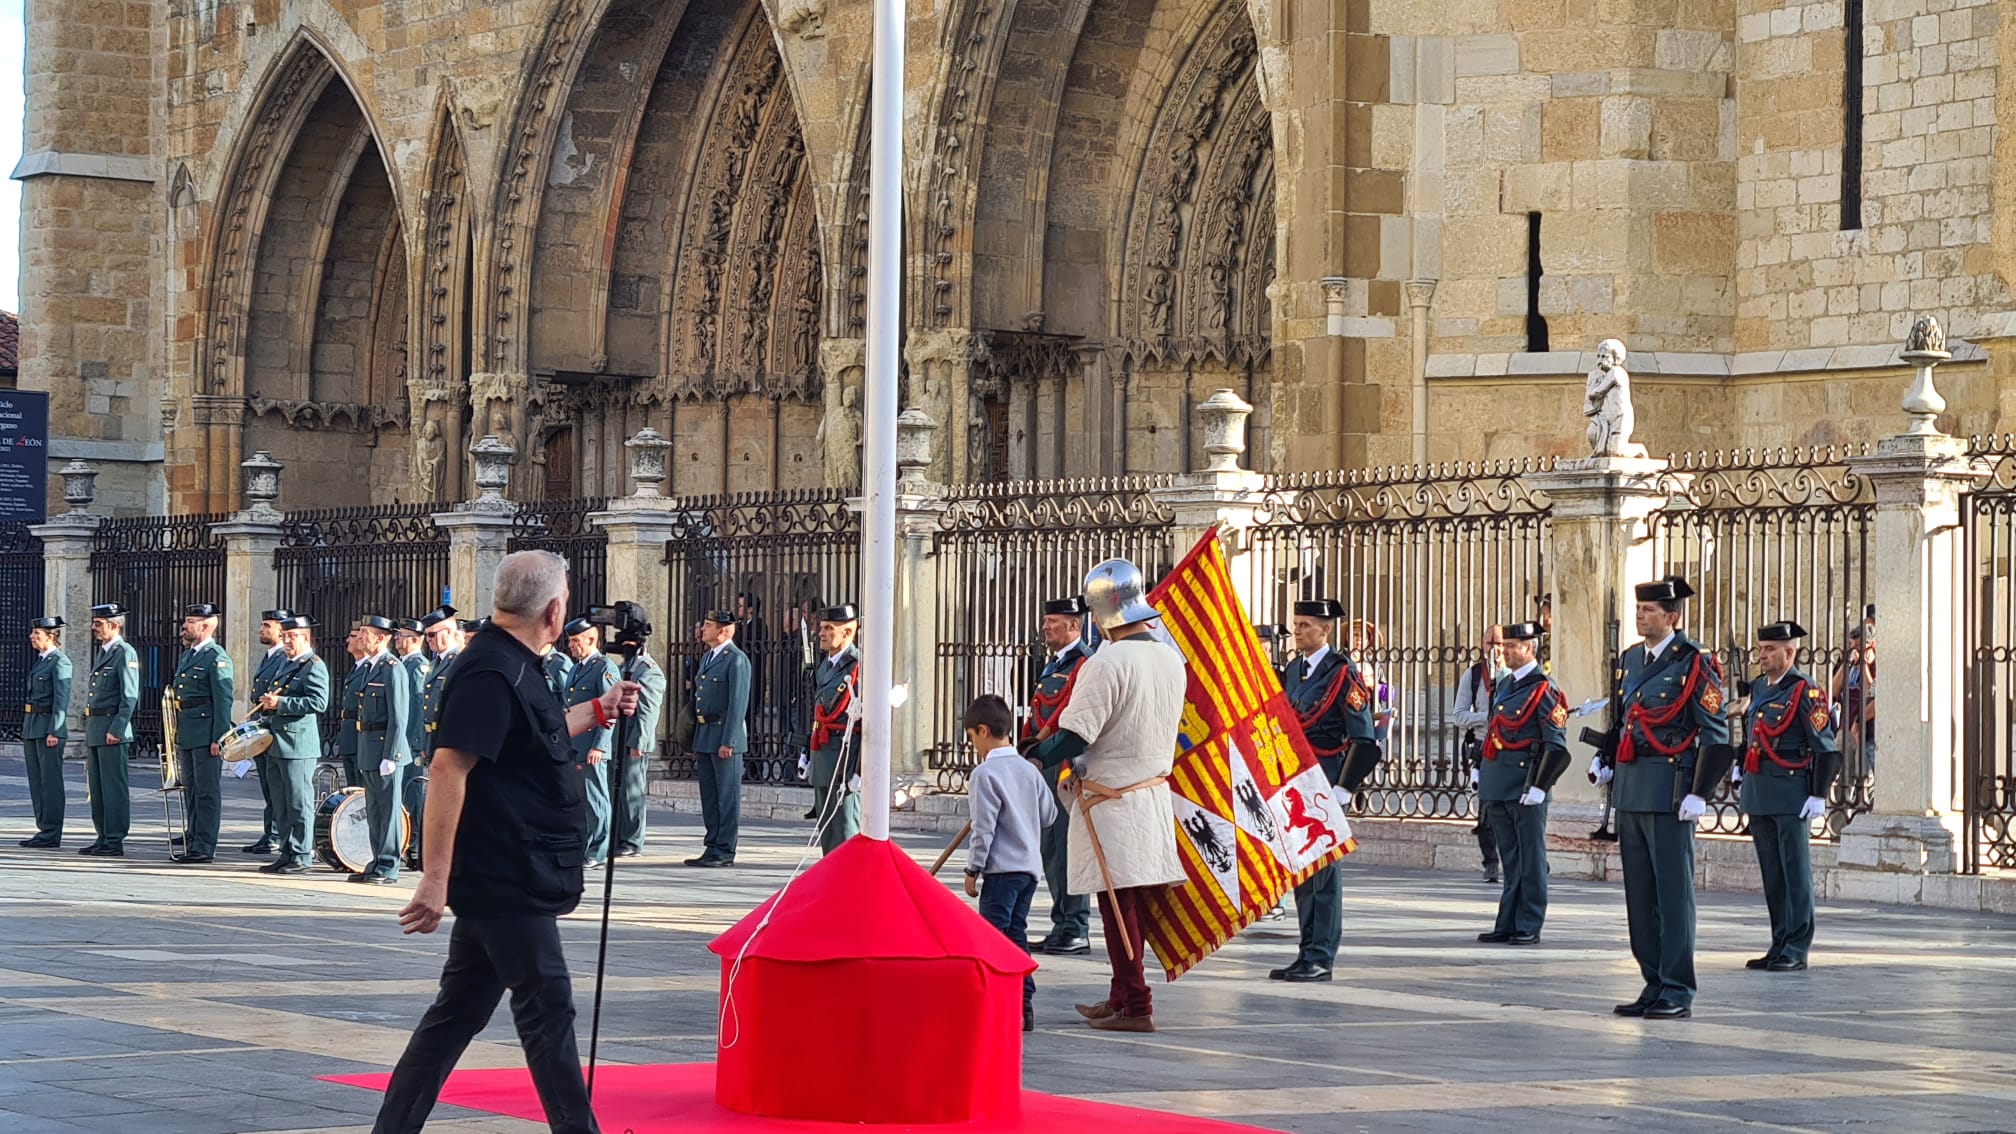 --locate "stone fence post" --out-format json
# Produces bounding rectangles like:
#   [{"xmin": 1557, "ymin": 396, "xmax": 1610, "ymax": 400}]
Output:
[
  {"xmin": 891, "ymin": 410, "xmax": 947, "ymax": 775},
  {"xmin": 210, "ymin": 451, "xmax": 288, "ymax": 721},
  {"xmin": 30, "ymin": 460, "xmax": 104, "ymax": 721},
  {"xmin": 590, "ymin": 429, "xmax": 683, "ymax": 652},
  {"xmin": 433, "ymin": 434, "xmax": 518, "ymax": 614},
  {"xmin": 1153, "ymin": 389, "xmax": 1265, "ymax": 604}
]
